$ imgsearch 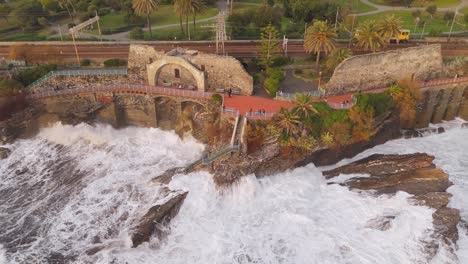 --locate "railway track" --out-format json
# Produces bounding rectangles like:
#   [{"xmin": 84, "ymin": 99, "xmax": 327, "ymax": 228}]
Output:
[{"xmin": 0, "ymin": 40, "xmax": 466, "ymax": 59}]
